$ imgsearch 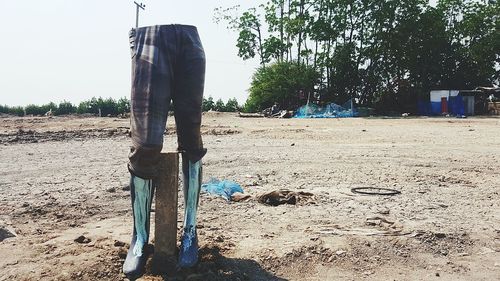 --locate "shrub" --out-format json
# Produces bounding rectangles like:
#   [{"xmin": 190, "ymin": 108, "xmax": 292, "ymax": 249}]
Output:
[
  {"xmin": 214, "ymin": 98, "xmax": 225, "ymax": 112},
  {"xmin": 225, "ymin": 98, "xmax": 240, "ymax": 112},
  {"xmin": 55, "ymin": 101, "xmax": 76, "ymax": 115},
  {"xmin": 8, "ymin": 106, "xmax": 25, "ymax": 116},
  {"xmin": 202, "ymin": 96, "xmax": 215, "ymax": 111},
  {"xmin": 244, "ymin": 61, "xmax": 320, "ymax": 112}
]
